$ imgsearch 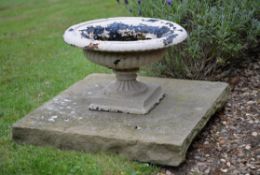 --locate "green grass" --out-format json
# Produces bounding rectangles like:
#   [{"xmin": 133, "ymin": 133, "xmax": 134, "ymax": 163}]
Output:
[{"xmin": 0, "ymin": 0, "xmax": 158, "ymax": 174}]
